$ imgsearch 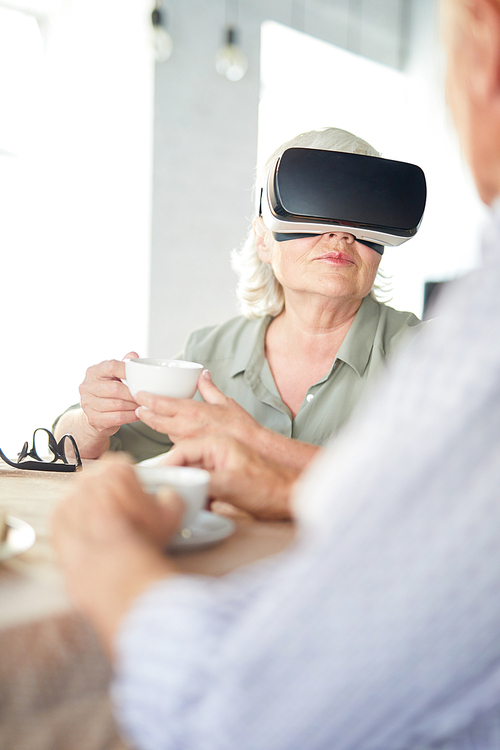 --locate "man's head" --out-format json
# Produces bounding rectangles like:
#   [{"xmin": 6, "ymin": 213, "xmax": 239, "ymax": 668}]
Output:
[{"xmin": 442, "ymin": 0, "xmax": 500, "ymax": 204}]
